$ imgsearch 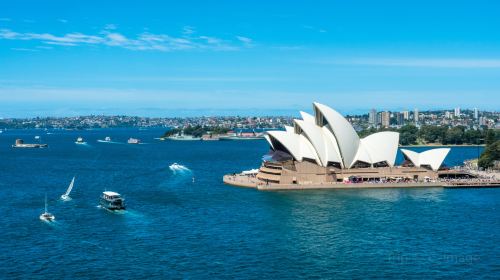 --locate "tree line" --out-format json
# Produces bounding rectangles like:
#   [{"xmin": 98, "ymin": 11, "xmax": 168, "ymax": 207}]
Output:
[
  {"xmin": 359, "ymin": 125, "xmax": 497, "ymax": 146},
  {"xmin": 163, "ymin": 125, "xmax": 231, "ymax": 138}
]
